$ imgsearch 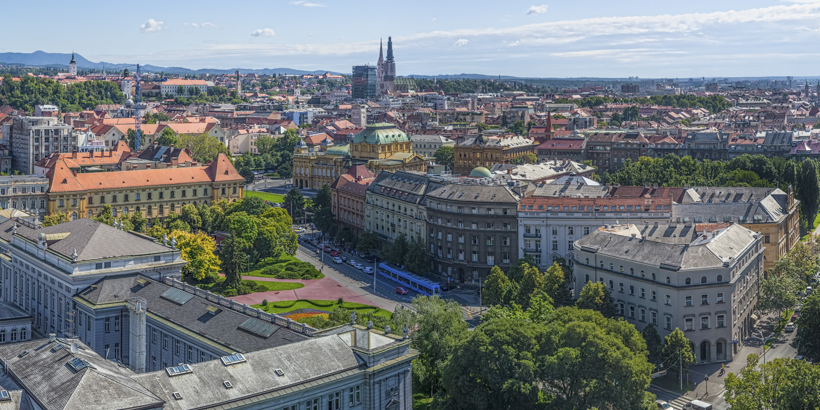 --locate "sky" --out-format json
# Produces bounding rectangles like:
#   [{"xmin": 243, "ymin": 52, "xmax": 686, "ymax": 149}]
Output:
[{"xmin": 4, "ymin": 0, "xmax": 820, "ymax": 78}]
